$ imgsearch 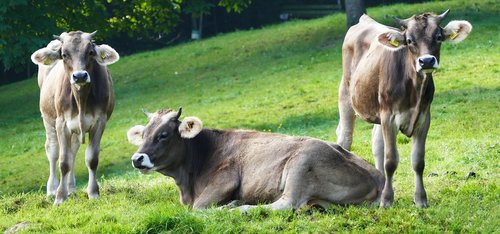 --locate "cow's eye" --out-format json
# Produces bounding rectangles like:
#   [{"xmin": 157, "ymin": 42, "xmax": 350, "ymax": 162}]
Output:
[
  {"xmin": 62, "ymin": 53, "xmax": 68, "ymax": 59},
  {"xmin": 406, "ymin": 38, "xmax": 413, "ymax": 44},
  {"xmin": 436, "ymin": 35, "xmax": 443, "ymax": 41},
  {"xmin": 158, "ymin": 132, "xmax": 168, "ymax": 140},
  {"xmin": 89, "ymin": 50, "xmax": 95, "ymax": 56}
]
